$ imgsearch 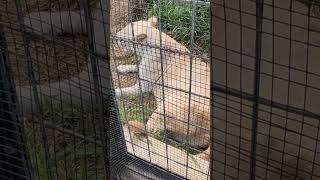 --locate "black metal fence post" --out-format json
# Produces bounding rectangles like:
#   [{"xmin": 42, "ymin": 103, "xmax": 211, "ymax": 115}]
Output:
[
  {"xmin": 78, "ymin": 0, "xmax": 111, "ymax": 178},
  {"xmin": 250, "ymin": 0, "xmax": 265, "ymax": 179}
]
